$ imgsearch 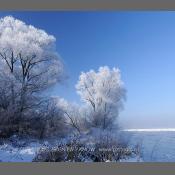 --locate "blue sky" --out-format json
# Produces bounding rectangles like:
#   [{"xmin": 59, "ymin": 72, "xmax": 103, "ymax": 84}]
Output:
[{"xmin": 0, "ymin": 11, "xmax": 175, "ymax": 128}]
